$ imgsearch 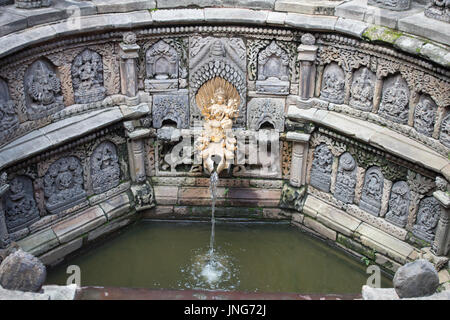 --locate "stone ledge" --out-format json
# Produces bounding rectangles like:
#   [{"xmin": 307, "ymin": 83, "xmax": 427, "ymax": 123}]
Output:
[
  {"xmin": 17, "ymin": 228, "xmax": 59, "ymax": 257},
  {"xmin": 275, "ymin": 0, "xmax": 345, "ymax": 16},
  {"xmin": 99, "ymin": 192, "xmax": 131, "ymax": 220},
  {"xmin": 39, "ymin": 237, "xmax": 83, "ymax": 267},
  {"xmin": 204, "ymin": 7, "xmax": 269, "ymax": 24}
]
